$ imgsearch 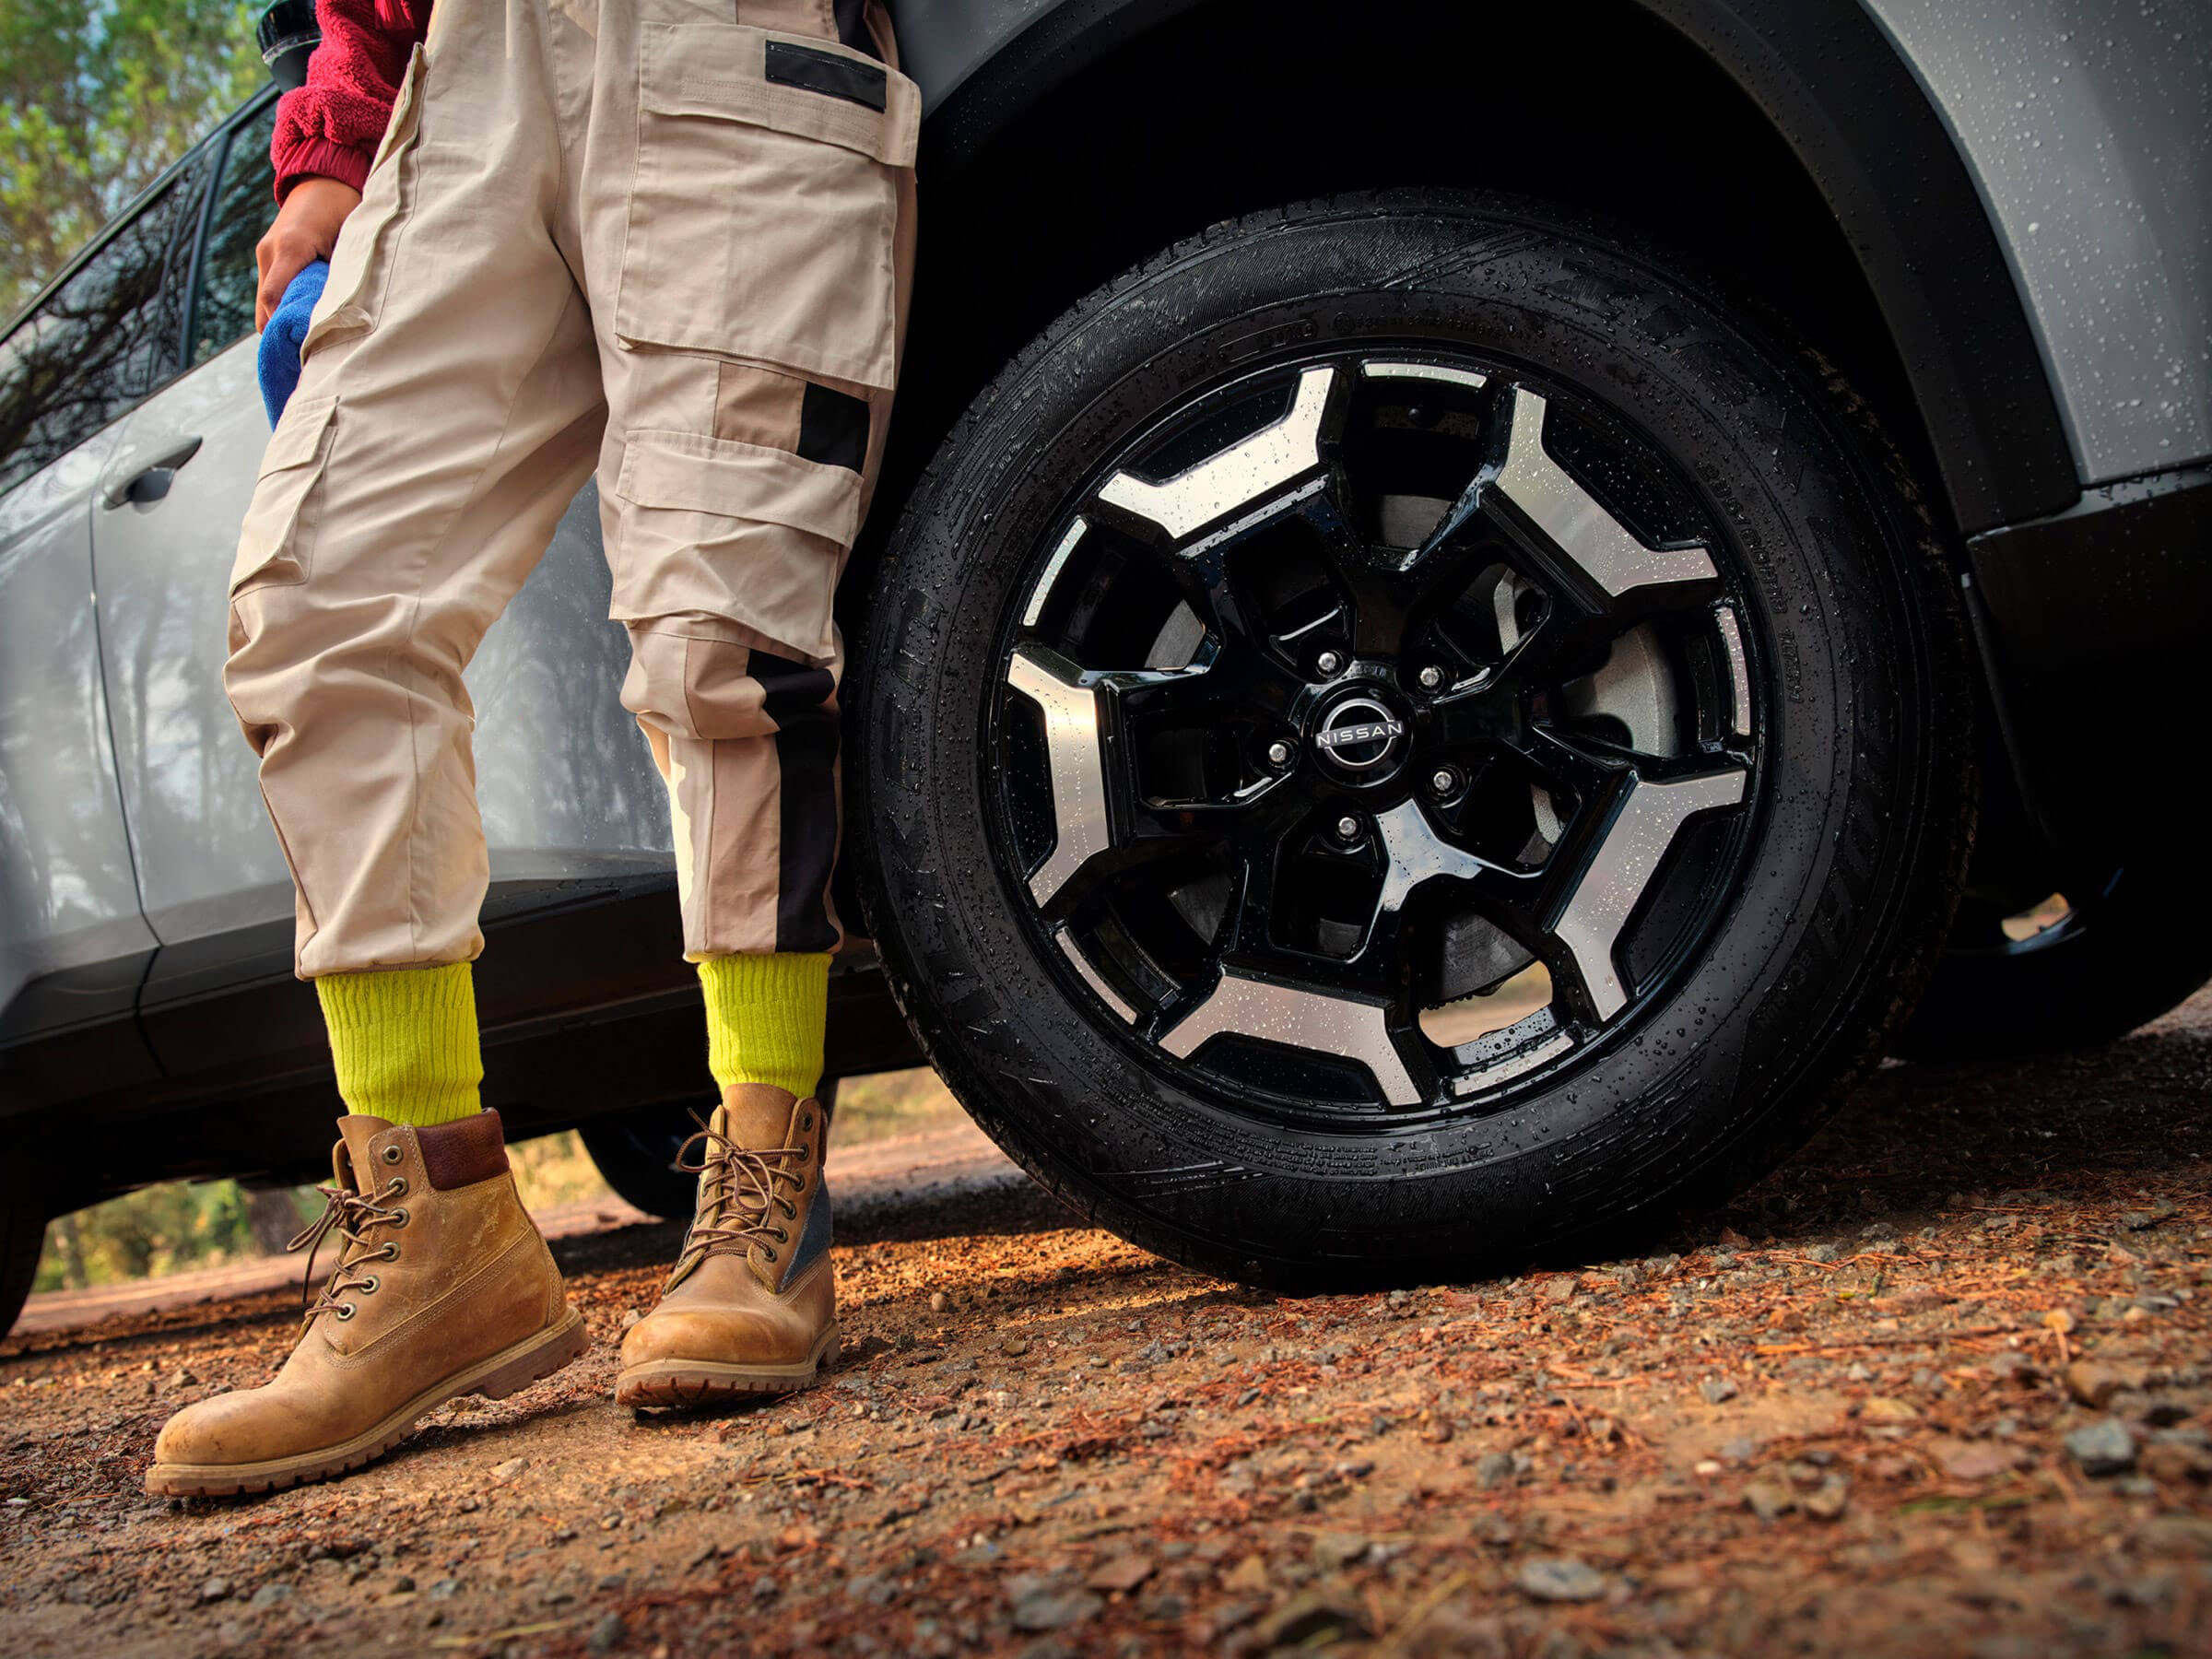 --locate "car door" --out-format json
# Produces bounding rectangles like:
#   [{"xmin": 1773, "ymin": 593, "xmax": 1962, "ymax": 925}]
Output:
[
  {"xmin": 0, "ymin": 157, "xmax": 210, "ymax": 1068},
  {"xmin": 89, "ymin": 100, "xmax": 670, "ymax": 1014}
]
